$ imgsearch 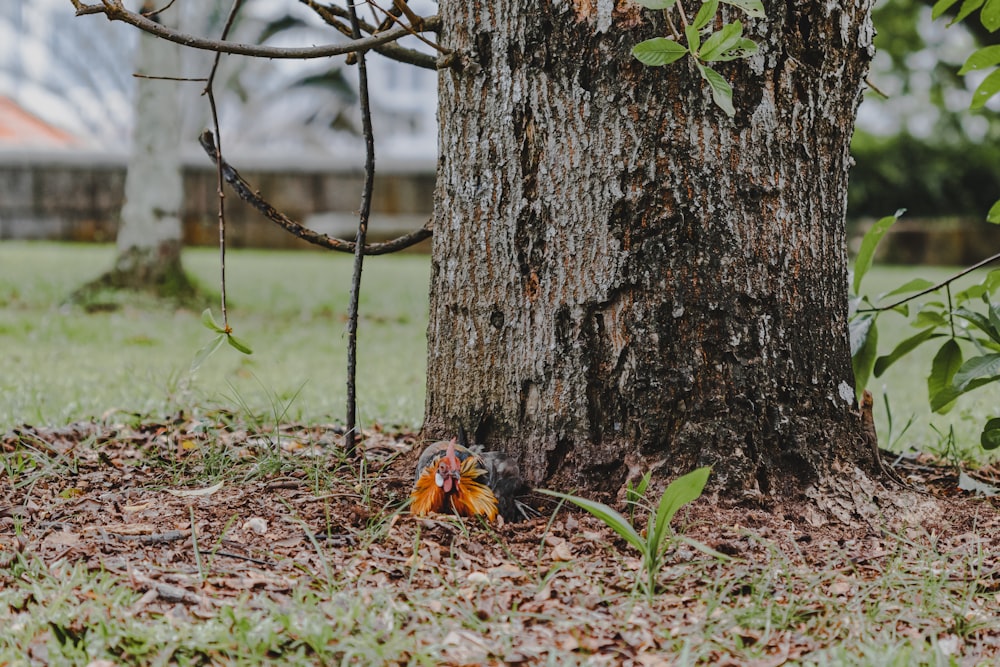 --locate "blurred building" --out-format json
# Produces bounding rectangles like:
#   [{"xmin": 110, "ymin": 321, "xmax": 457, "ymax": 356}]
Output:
[{"xmin": 0, "ymin": 95, "xmax": 79, "ymax": 149}]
